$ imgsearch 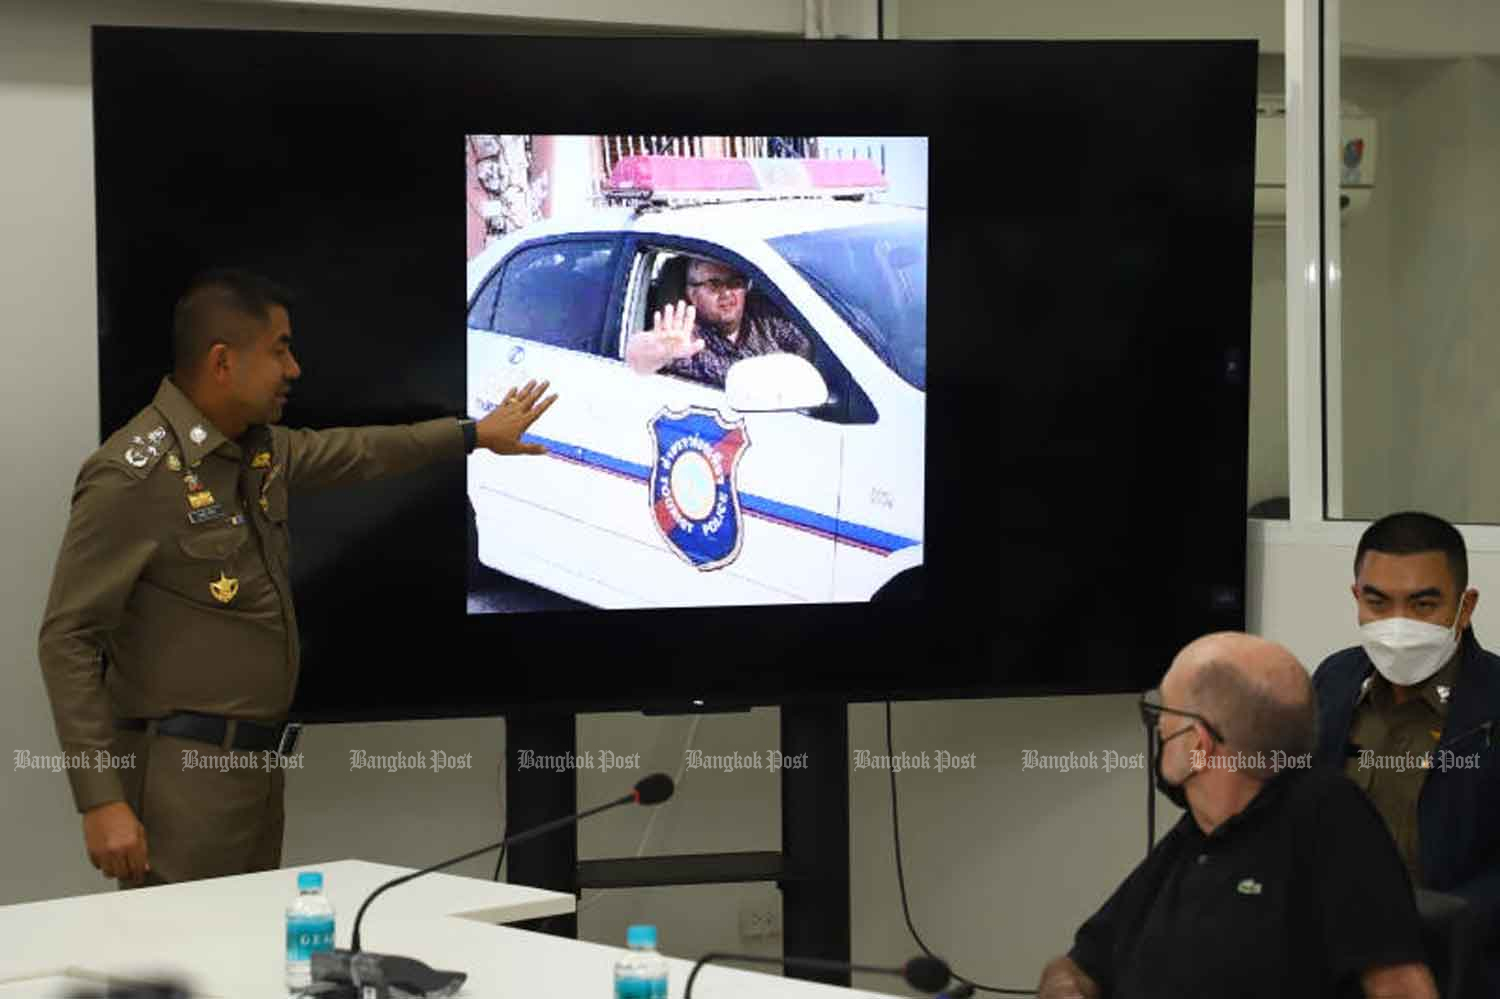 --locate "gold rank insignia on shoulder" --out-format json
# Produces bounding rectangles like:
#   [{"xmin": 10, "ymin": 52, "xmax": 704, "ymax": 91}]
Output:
[
  {"xmin": 187, "ymin": 490, "xmax": 216, "ymax": 510},
  {"xmin": 166, "ymin": 453, "xmax": 182, "ymax": 471},
  {"xmin": 209, "ymin": 572, "xmax": 239, "ymax": 604},
  {"xmin": 251, "ymin": 451, "xmax": 272, "ymax": 469}
]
